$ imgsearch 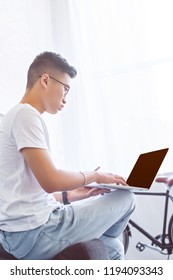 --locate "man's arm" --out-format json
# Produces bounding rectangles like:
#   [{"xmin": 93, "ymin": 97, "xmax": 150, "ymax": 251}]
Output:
[
  {"xmin": 21, "ymin": 148, "xmax": 97, "ymax": 193},
  {"xmin": 21, "ymin": 147, "xmax": 127, "ymax": 193}
]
